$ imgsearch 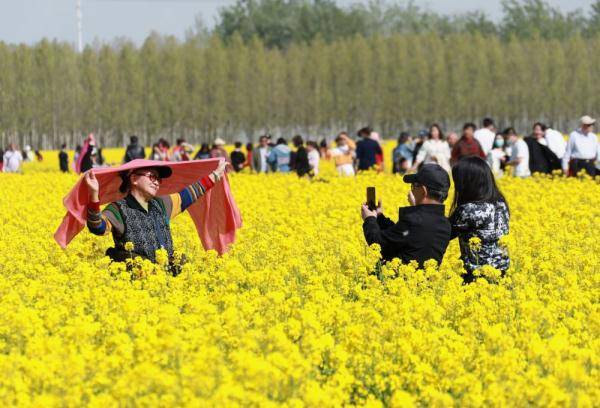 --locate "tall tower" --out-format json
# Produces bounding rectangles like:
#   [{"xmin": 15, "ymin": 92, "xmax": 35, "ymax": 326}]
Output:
[{"xmin": 76, "ymin": 0, "xmax": 83, "ymax": 52}]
